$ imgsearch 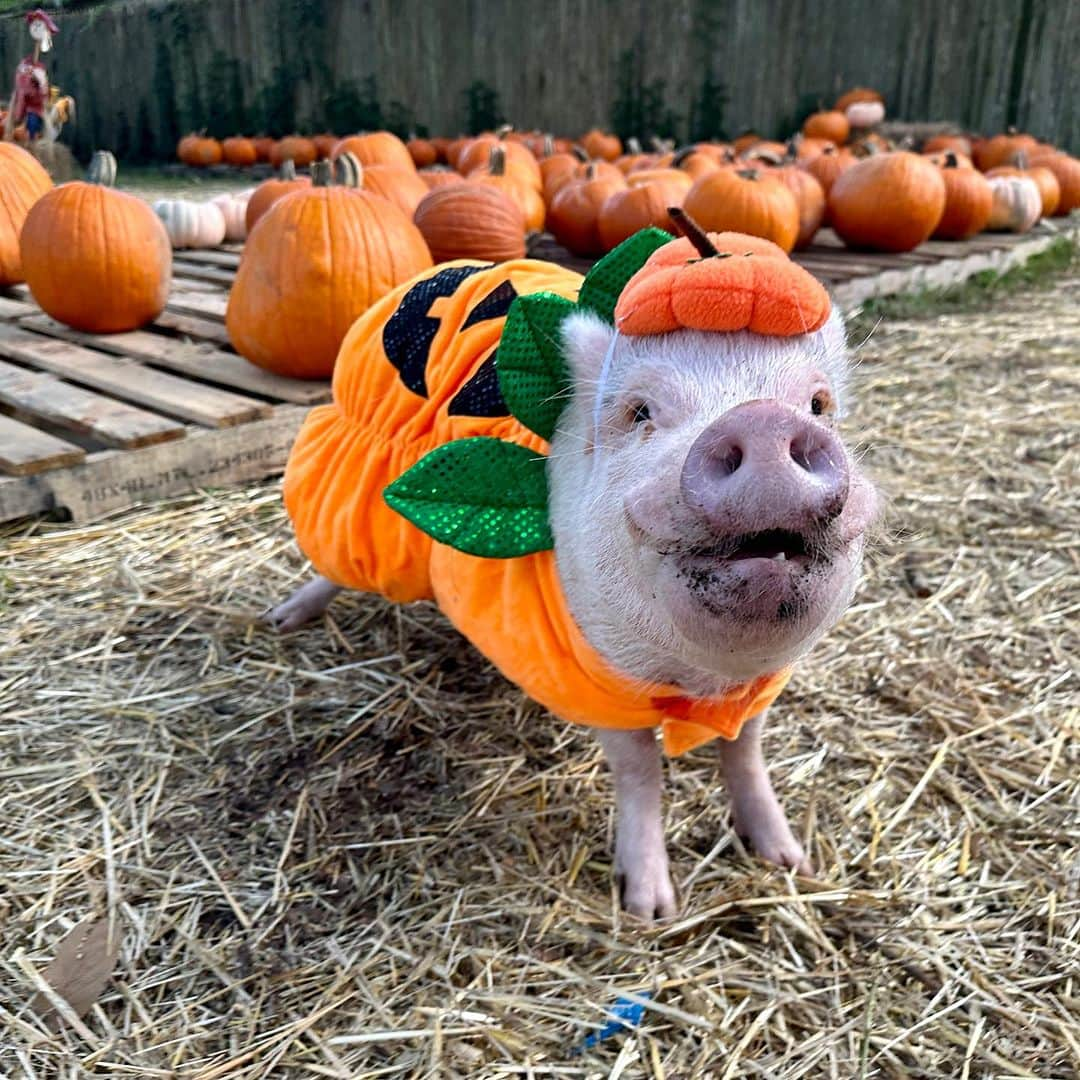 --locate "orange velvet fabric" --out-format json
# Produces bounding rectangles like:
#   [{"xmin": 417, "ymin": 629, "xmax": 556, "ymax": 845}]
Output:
[{"xmin": 284, "ymin": 257, "xmax": 791, "ymax": 755}]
